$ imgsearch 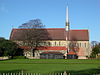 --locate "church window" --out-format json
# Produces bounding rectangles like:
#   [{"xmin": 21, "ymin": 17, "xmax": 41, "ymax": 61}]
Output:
[
  {"xmin": 85, "ymin": 43, "xmax": 86, "ymax": 47},
  {"xmin": 80, "ymin": 43, "xmax": 81, "ymax": 47},
  {"xmin": 43, "ymin": 42, "xmax": 46, "ymax": 46},
  {"xmin": 59, "ymin": 41, "xmax": 61, "ymax": 46},
  {"xmin": 48, "ymin": 42, "xmax": 51, "ymax": 46},
  {"xmin": 55, "ymin": 41, "xmax": 56, "ymax": 46}
]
